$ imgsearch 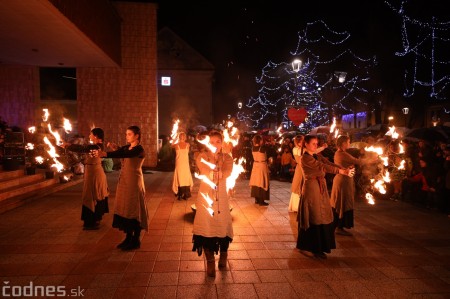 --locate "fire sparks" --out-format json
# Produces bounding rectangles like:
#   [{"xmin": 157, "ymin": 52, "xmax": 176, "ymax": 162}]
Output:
[
  {"xmin": 47, "ymin": 124, "xmax": 62, "ymax": 146},
  {"xmin": 330, "ymin": 117, "xmax": 336, "ymax": 133},
  {"xmin": 365, "ymin": 193, "xmax": 375, "ymax": 205},
  {"xmin": 199, "ymin": 192, "xmax": 215, "ymax": 216},
  {"xmin": 226, "ymin": 157, "xmax": 245, "ymax": 193},
  {"xmin": 196, "ymin": 135, "xmax": 217, "ymax": 153},
  {"xmin": 194, "ymin": 173, "xmax": 217, "ymax": 190},
  {"xmin": 28, "ymin": 126, "xmax": 36, "ymax": 134},
  {"xmin": 25, "ymin": 143, "xmax": 34, "ymax": 150},
  {"xmin": 169, "ymin": 119, "xmax": 180, "ymax": 144},
  {"xmin": 200, "ymin": 158, "xmax": 216, "ymax": 170},
  {"xmin": 223, "ymin": 121, "xmax": 240, "ymax": 147},
  {"xmin": 63, "ymin": 118, "xmax": 72, "ymax": 133},
  {"xmin": 42, "ymin": 109, "xmax": 49, "ymax": 121}
]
